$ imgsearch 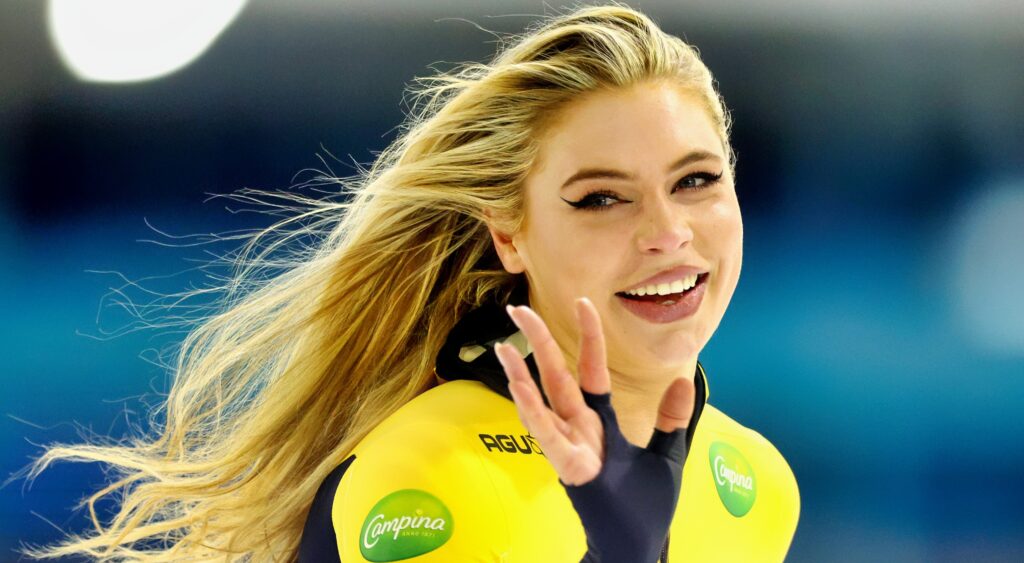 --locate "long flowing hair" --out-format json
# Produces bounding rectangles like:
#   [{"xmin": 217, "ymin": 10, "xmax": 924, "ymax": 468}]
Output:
[{"xmin": 24, "ymin": 4, "xmax": 734, "ymax": 560}]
